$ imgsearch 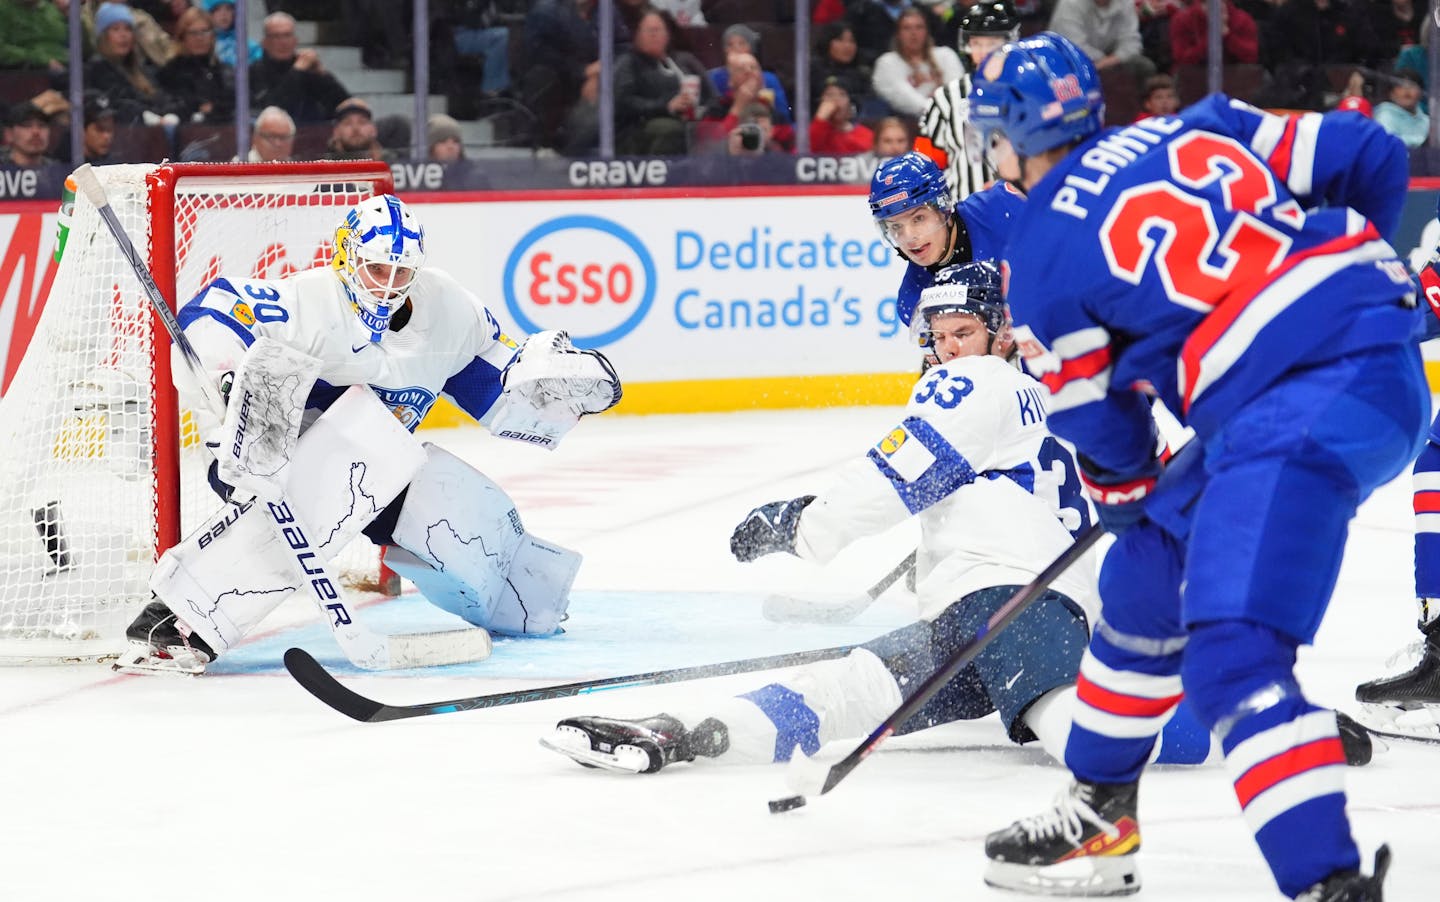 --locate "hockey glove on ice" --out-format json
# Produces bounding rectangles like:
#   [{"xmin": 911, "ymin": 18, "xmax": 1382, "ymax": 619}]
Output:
[
  {"xmin": 730, "ymin": 496, "xmax": 816, "ymax": 562},
  {"xmin": 1077, "ymin": 453, "xmax": 1162, "ymax": 536}
]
